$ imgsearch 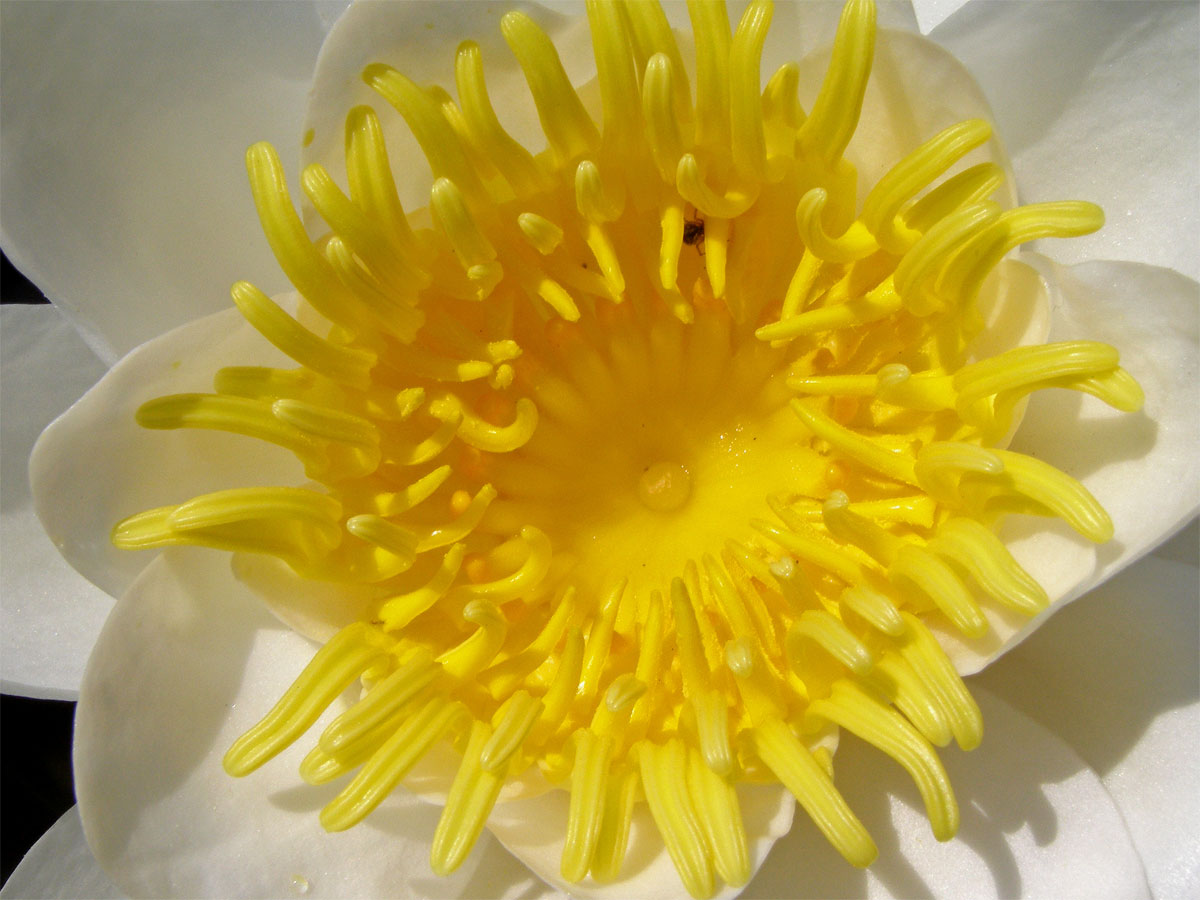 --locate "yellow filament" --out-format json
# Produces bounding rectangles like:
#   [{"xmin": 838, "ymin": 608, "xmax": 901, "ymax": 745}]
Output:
[
  {"xmin": 890, "ymin": 544, "xmax": 988, "ymax": 638},
  {"xmin": 749, "ymin": 717, "xmax": 877, "ymax": 867},
  {"xmin": 480, "ymin": 691, "xmax": 544, "ymax": 773},
  {"xmin": 756, "ymin": 279, "xmax": 901, "ymax": 341},
  {"xmin": 378, "ymin": 544, "xmax": 465, "ymax": 630},
  {"xmin": 431, "ymin": 720, "xmax": 507, "ymax": 876},
  {"xmin": 622, "ymin": 1, "xmax": 691, "ymax": 129},
  {"xmin": 501, "ymin": 11, "xmax": 600, "ymax": 164},
  {"xmin": 902, "ymin": 162, "xmax": 1004, "ymax": 233},
  {"xmin": 318, "ymin": 647, "xmax": 439, "ymax": 753},
  {"xmin": 272, "ymin": 399, "xmax": 378, "ymax": 448},
  {"xmin": 797, "ymin": 0, "xmax": 875, "ymax": 164},
  {"xmin": 455, "ymin": 41, "xmax": 546, "ymax": 198},
  {"xmin": 430, "ymin": 394, "xmax": 539, "ymax": 453},
  {"xmin": 576, "ymin": 160, "xmax": 625, "ymax": 224},
  {"xmin": 861, "ymin": 119, "xmax": 992, "ymax": 253},
  {"xmin": 897, "ymin": 612, "xmax": 982, "ymax": 750},
  {"xmin": 224, "ymin": 623, "xmax": 391, "ymax": 776},
  {"xmin": 840, "ymin": 584, "xmax": 905, "ymax": 636},
  {"xmin": 436, "ymin": 600, "xmax": 508, "ymax": 680},
  {"xmin": 644, "ymin": 54, "xmax": 688, "ymax": 183},
  {"xmin": 244, "ymin": 143, "xmax": 368, "ymax": 330},
  {"xmin": 687, "ymin": 746, "xmax": 750, "ymax": 887},
  {"xmin": 302, "ymin": 162, "xmax": 426, "ymax": 292},
  {"xmin": 688, "ymin": 0, "xmax": 733, "ymax": 155},
  {"xmin": 371, "ymin": 465, "xmax": 452, "ymax": 517},
  {"xmin": 927, "ymin": 518, "xmax": 1047, "ymax": 614},
  {"xmin": 431, "ymin": 177, "xmax": 497, "ymax": 269},
  {"xmin": 586, "ymin": 0, "xmax": 641, "ymax": 154},
  {"xmin": 230, "ymin": 281, "xmax": 375, "ymax": 388},
  {"xmin": 562, "ymin": 729, "xmax": 614, "ymax": 882},
  {"xmin": 363, "ymin": 65, "xmax": 484, "ymax": 201},
  {"xmin": 728, "ymin": 0, "xmax": 771, "ymax": 184},
  {"xmin": 589, "ymin": 767, "xmax": 639, "ymax": 883},
  {"xmin": 639, "ymin": 739, "xmax": 715, "ymax": 900},
  {"xmin": 796, "ymin": 188, "xmax": 878, "ymax": 263},
  {"xmin": 112, "ymin": 487, "xmax": 342, "ymax": 569},
  {"xmin": 978, "ymin": 449, "xmax": 1114, "ymax": 542},
  {"xmin": 788, "ymin": 610, "xmax": 874, "ymax": 675},
  {"xmin": 791, "ymin": 400, "xmax": 918, "ymax": 485},
  {"xmin": 321, "ymin": 697, "xmax": 467, "ymax": 832},
  {"xmin": 344, "ymin": 515, "xmax": 419, "ymax": 575},
  {"xmin": 415, "ymin": 484, "xmax": 497, "ymax": 552},
  {"xmin": 343, "ymin": 106, "xmax": 427, "ymax": 268},
  {"xmin": 808, "ymin": 681, "xmax": 959, "ymax": 840},
  {"xmin": 517, "ymin": 212, "xmax": 563, "ymax": 254}
]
